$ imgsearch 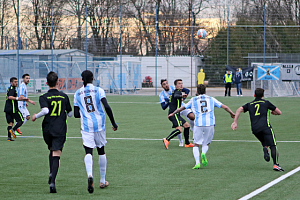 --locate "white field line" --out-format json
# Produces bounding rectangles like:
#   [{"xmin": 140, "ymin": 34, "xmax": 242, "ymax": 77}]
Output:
[{"xmin": 239, "ymin": 166, "xmax": 300, "ymax": 200}]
